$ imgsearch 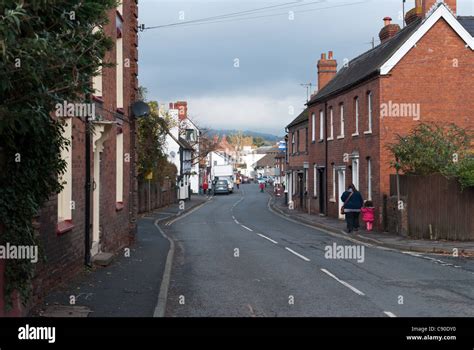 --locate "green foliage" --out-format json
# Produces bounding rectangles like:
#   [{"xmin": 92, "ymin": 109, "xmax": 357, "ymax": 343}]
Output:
[
  {"xmin": 388, "ymin": 123, "xmax": 474, "ymax": 189},
  {"xmin": 136, "ymin": 101, "xmax": 177, "ymax": 183},
  {"xmin": 252, "ymin": 136, "xmax": 266, "ymax": 148},
  {"xmin": 0, "ymin": 0, "xmax": 117, "ymax": 308}
]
